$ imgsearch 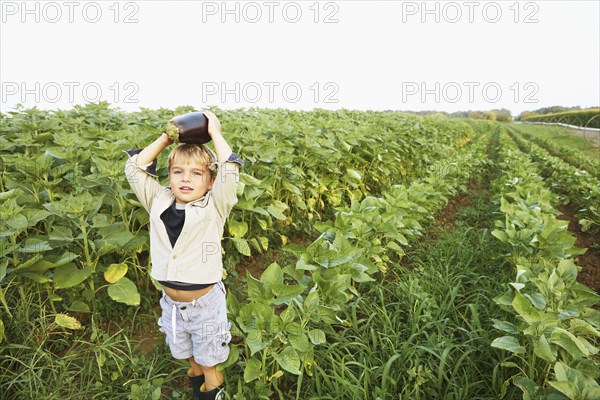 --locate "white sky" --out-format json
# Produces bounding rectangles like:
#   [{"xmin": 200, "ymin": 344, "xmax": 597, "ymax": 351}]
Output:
[{"xmin": 1, "ymin": 0, "xmax": 599, "ymax": 116}]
